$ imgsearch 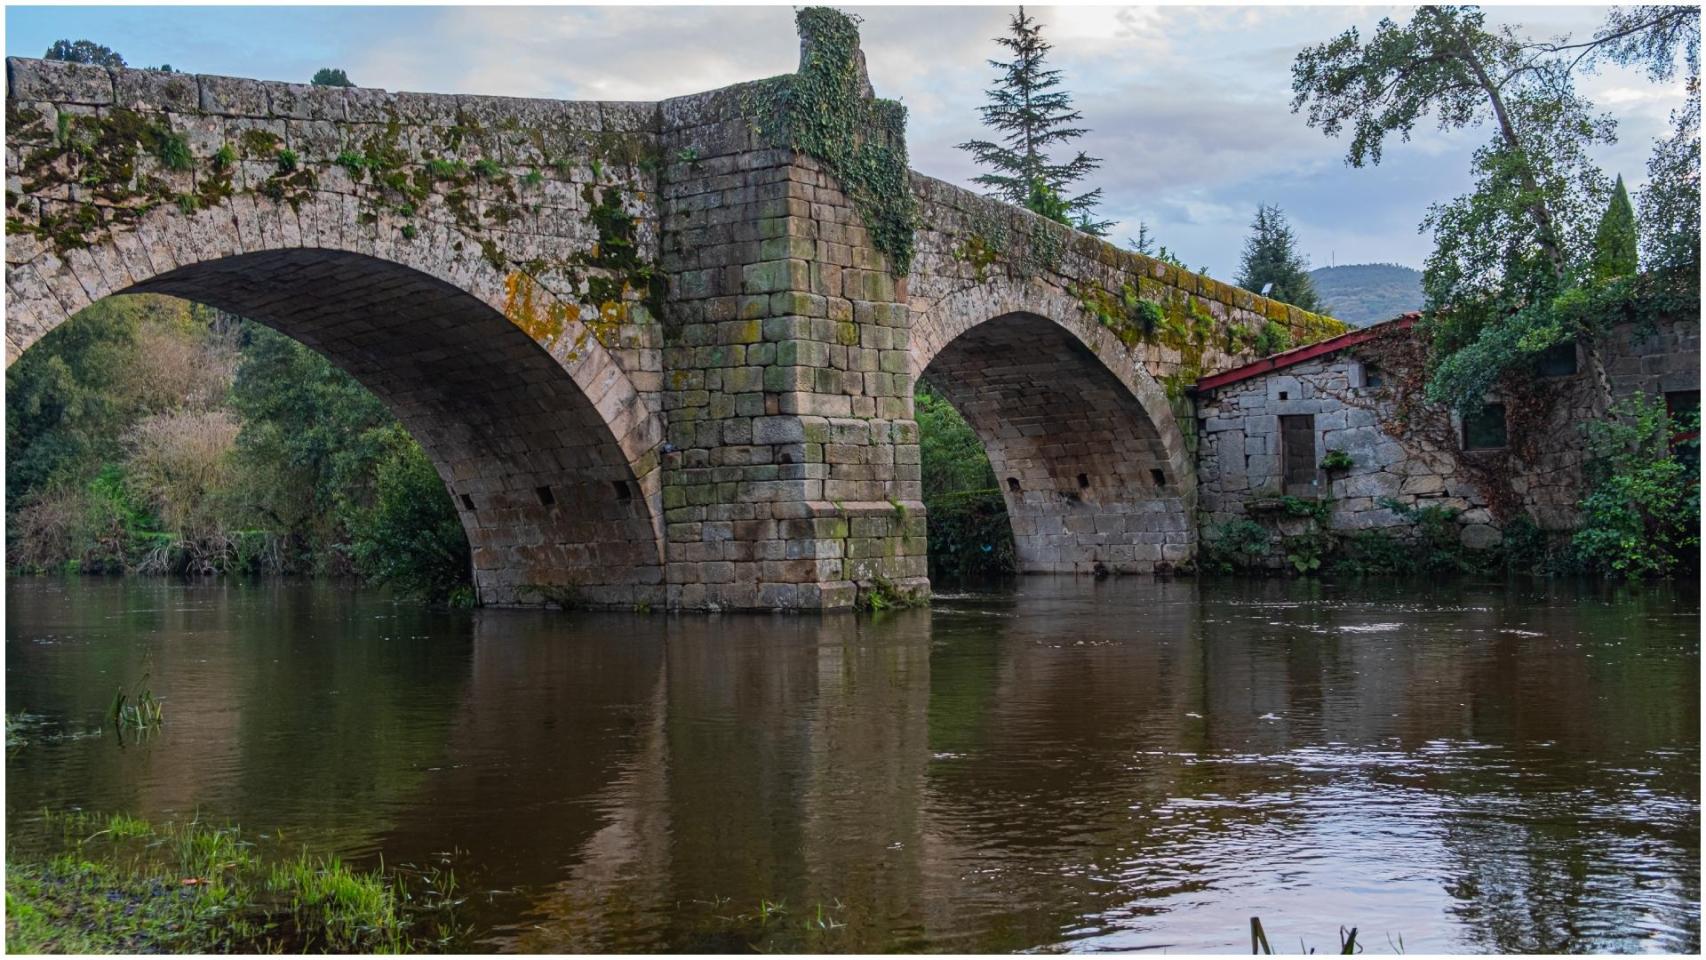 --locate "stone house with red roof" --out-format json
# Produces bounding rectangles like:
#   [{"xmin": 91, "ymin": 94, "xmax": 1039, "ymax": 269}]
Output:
[{"xmin": 1191, "ymin": 312, "xmax": 1699, "ymax": 552}]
